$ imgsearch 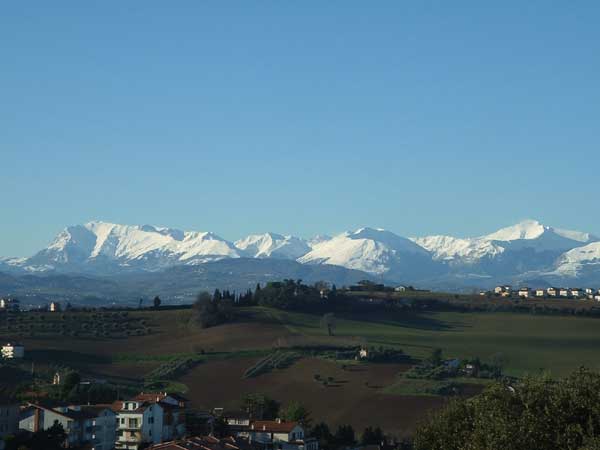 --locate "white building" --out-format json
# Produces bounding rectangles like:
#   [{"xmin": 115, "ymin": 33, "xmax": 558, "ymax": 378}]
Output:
[
  {"xmin": 0, "ymin": 298, "xmax": 19, "ymax": 312},
  {"xmin": 19, "ymin": 403, "xmax": 116, "ymax": 450},
  {"xmin": 571, "ymin": 289, "xmax": 582, "ymax": 298},
  {"xmin": 247, "ymin": 420, "xmax": 318, "ymax": 450},
  {"xmin": 547, "ymin": 287, "xmax": 558, "ymax": 297},
  {"xmin": 518, "ymin": 288, "xmax": 531, "ymax": 298},
  {"xmin": 0, "ymin": 396, "xmax": 19, "ymax": 448},
  {"xmin": 535, "ymin": 289, "xmax": 546, "ymax": 297},
  {"xmin": 115, "ymin": 392, "xmax": 186, "ymax": 450},
  {"xmin": 559, "ymin": 289, "xmax": 570, "ymax": 297},
  {"xmin": 1, "ymin": 343, "xmax": 24, "ymax": 359},
  {"xmin": 50, "ymin": 302, "xmax": 61, "ymax": 312},
  {"xmin": 585, "ymin": 288, "xmax": 595, "ymax": 295}
]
